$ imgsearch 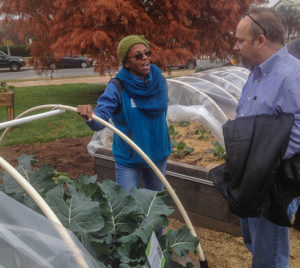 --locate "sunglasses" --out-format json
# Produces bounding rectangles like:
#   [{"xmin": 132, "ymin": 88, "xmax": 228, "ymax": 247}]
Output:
[
  {"xmin": 127, "ymin": 50, "xmax": 152, "ymax": 60},
  {"xmin": 245, "ymin": 13, "xmax": 266, "ymax": 36}
]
